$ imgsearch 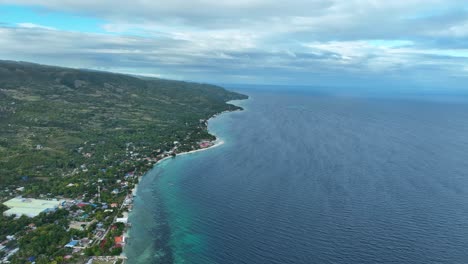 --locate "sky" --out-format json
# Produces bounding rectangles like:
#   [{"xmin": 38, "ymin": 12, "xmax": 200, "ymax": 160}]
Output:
[{"xmin": 1, "ymin": 1, "xmax": 468, "ymax": 89}]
